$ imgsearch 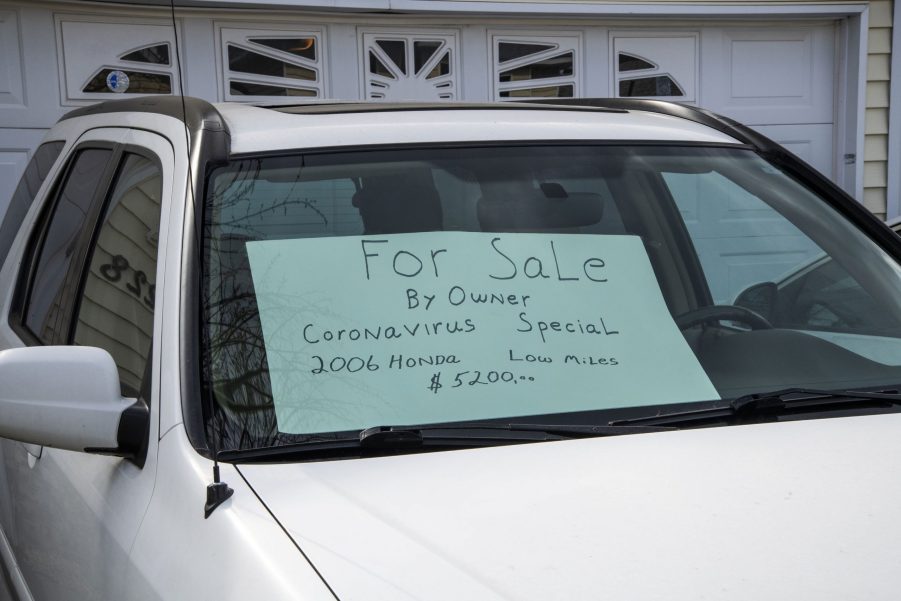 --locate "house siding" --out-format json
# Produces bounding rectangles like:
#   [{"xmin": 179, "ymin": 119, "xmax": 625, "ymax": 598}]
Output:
[{"xmin": 865, "ymin": 0, "xmax": 892, "ymax": 217}]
